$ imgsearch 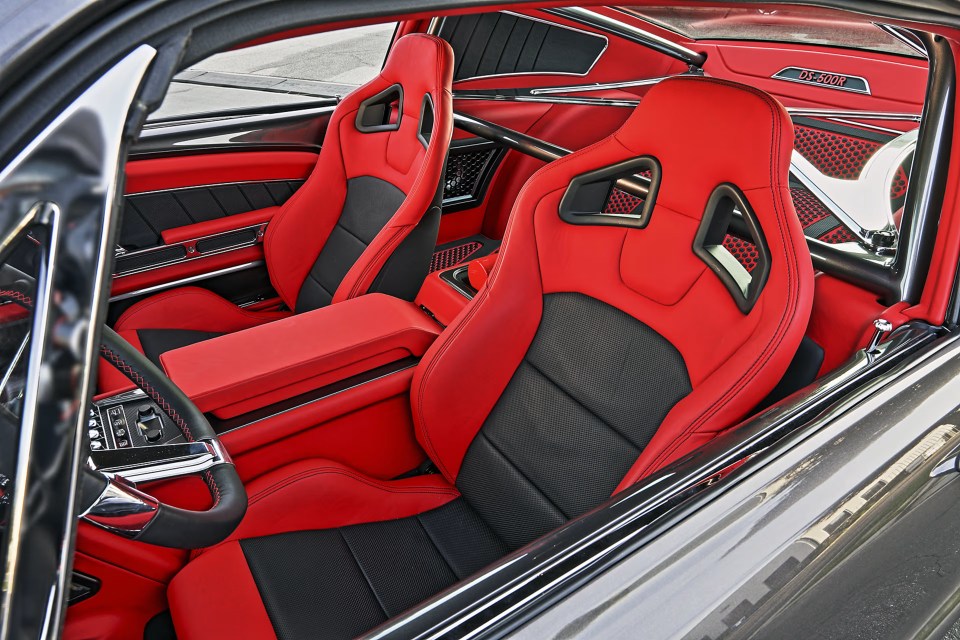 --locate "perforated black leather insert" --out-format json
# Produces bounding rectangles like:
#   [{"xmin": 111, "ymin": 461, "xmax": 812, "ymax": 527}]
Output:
[
  {"xmin": 241, "ymin": 499, "xmax": 506, "ymax": 640},
  {"xmin": 456, "ymin": 292, "xmax": 692, "ymax": 549},
  {"xmin": 295, "ymin": 176, "xmax": 406, "ymax": 313}
]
